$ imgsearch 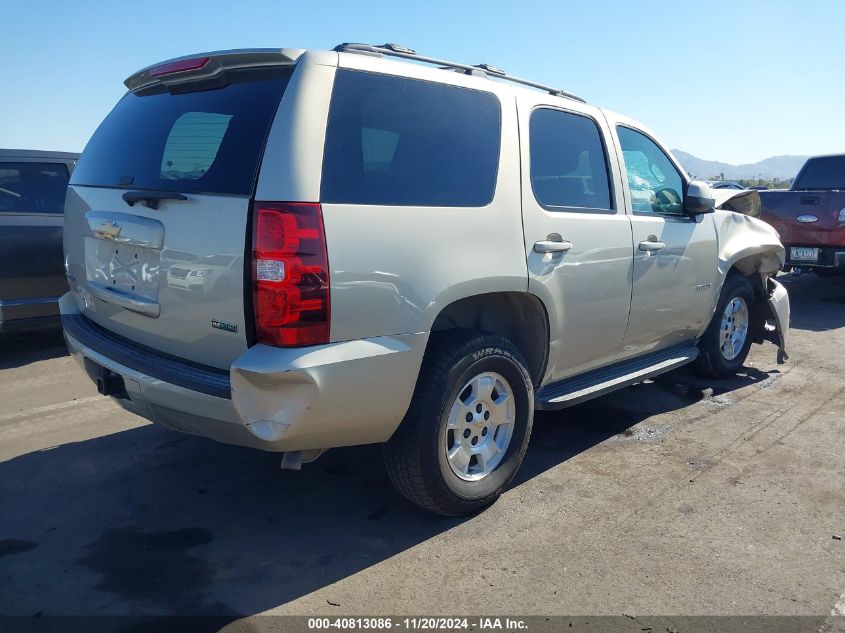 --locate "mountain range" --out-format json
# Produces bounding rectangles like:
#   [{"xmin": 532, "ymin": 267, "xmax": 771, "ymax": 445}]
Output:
[{"xmin": 671, "ymin": 150, "xmax": 809, "ymax": 181}]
